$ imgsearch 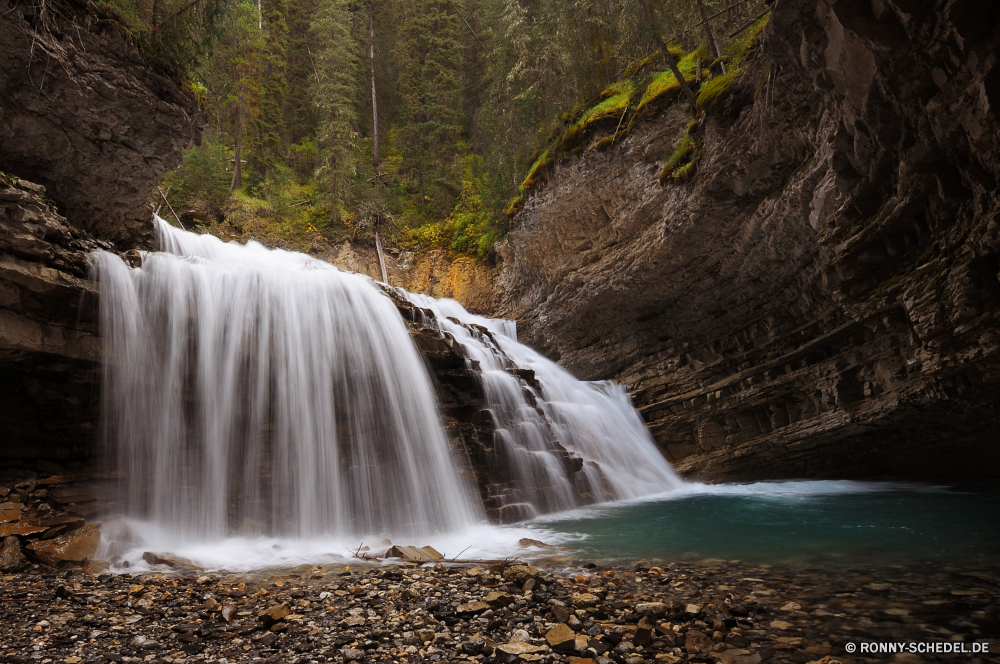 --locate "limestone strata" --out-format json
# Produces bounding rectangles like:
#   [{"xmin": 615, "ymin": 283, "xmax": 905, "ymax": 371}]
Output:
[
  {"xmin": 0, "ymin": 178, "xmax": 101, "ymax": 460},
  {"xmin": 0, "ymin": 0, "xmax": 204, "ymax": 248},
  {"xmin": 498, "ymin": 0, "xmax": 1000, "ymax": 480},
  {"xmin": 406, "ymin": 248, "xmax": 497, "ymax": 315}
]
